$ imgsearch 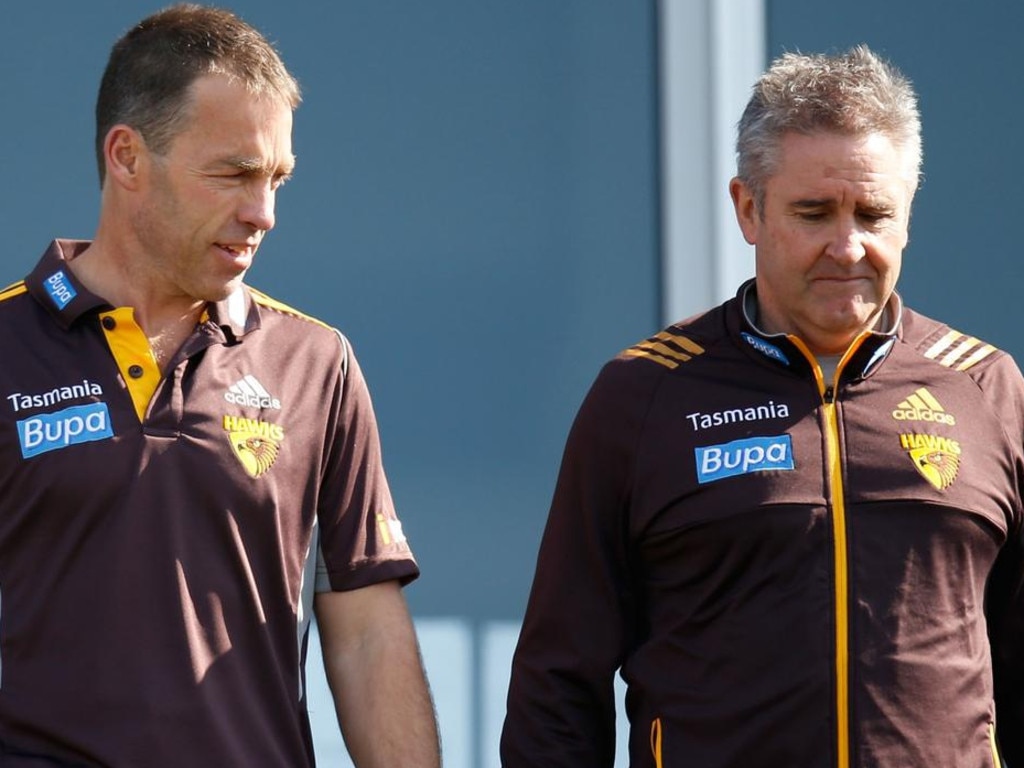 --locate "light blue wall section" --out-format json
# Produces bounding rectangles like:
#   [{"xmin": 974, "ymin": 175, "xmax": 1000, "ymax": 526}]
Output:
[{"xmin": 768, "ymin": 2, "xmax": 1024, "ymax": 363}]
